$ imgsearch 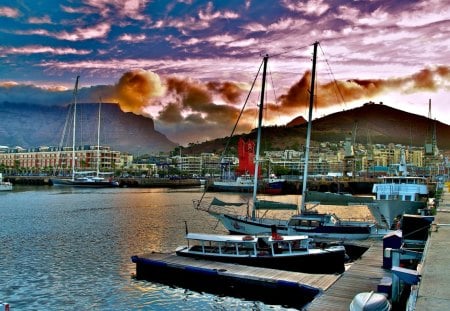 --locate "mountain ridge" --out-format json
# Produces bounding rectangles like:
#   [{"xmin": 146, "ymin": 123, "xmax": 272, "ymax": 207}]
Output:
[
  {"xmin": 183, "ymin": 102, "xmax": 450, "ymax": 155},
  {"xmin": 1, "ymin": 102, "xmax": 449, "ymax": 155},
  {"xmin": 0, "ymin": 102, "xmax": 177, "ymax": 154}
]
